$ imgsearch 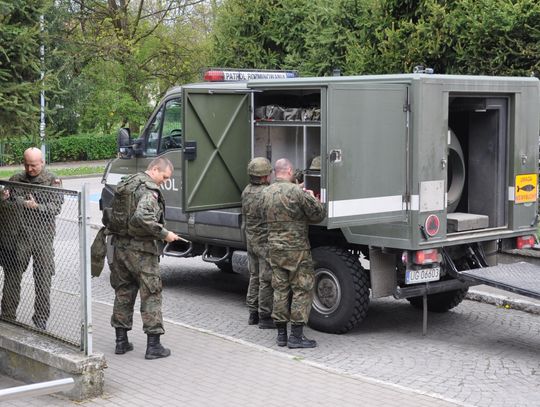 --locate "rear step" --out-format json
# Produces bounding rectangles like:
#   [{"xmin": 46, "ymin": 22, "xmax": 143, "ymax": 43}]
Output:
[
  {"xmin": 444, "ymin": 243, "xmax": 540, "ymax": 300},
  {"xmin": 457, "ymin": 262, "xmax": 540, "ymax": 300}
]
